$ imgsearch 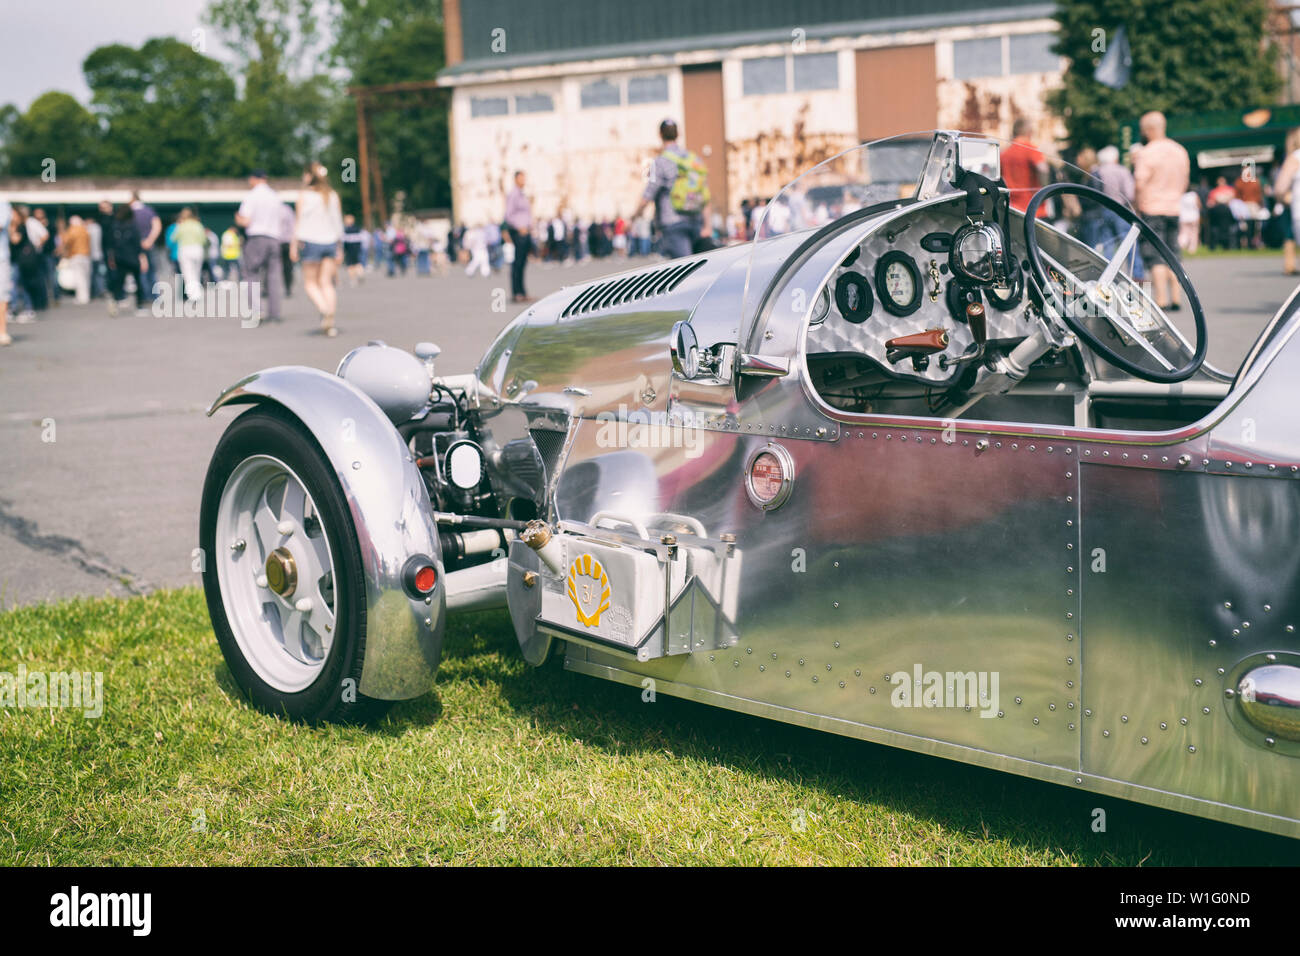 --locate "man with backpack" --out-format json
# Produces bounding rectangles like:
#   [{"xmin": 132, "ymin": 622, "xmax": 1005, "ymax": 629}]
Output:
[{"xmin": 634, "ymin": 119, "xmax": 712, "ymax": 259}]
